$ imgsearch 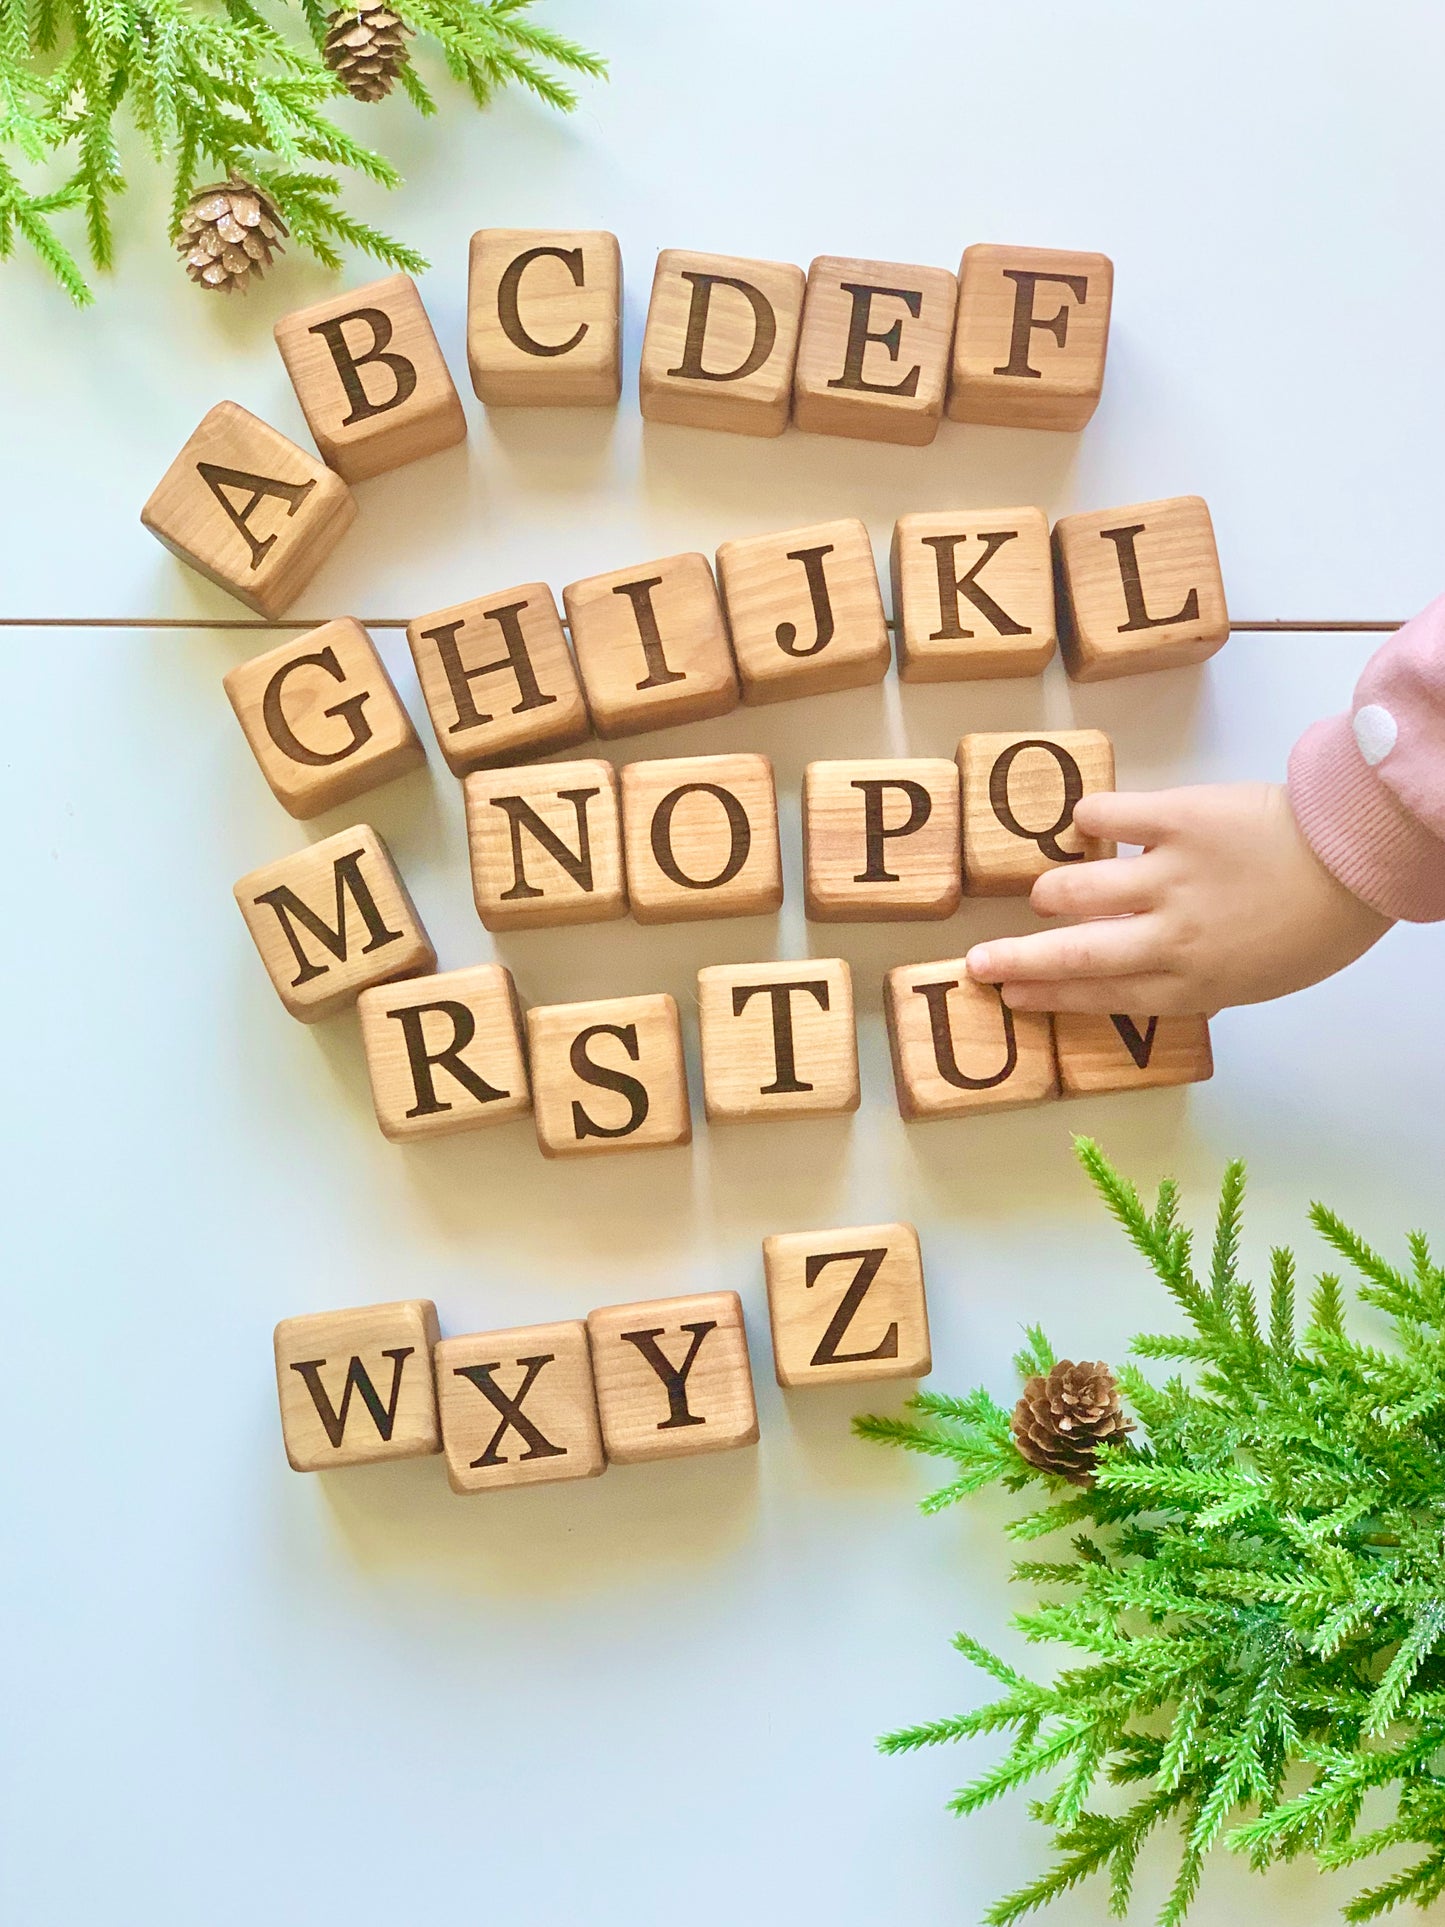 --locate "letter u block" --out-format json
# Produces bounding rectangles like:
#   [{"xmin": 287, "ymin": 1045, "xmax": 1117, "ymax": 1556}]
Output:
[
  {"xmin": 526, "ymin": 993, "xmax": 691, "ymax": 1158},
  {"xmin": 949, "ymin": 244, "xmax": 1114, "ymax": 431},
  {"xmin": 884, "ymin": 964, "xmax": 1058, "ymax": 1120},
  {"xmin": 587, "ymin": 1292, "xmax": 758, "ymax": 1464},
  {"xmin": 468, "ymin": 228, "xmax": 622, "ymax": 406},
  {"xmin": 716, "ymin": 517, "xmax": 891, "ymax": 703},
  {"xmin": 563, "ymin": 552, "xmax": 740, "ymax": 739},
  {"xmin": 640, "ymin": 249, "xmax": 805, "ymax": 436},
  {"xmin": 464, "ymin": 758, "xmax": 626, "ymax": 931},
  {"xmin": 358, "ymin": 963, "xmax": 531, "ymax": 1141},
  {"xmin": 958, "ymin": 729, "xmax": 1115, "ymax": 896},
  {"xmin": 793, "ymin": 256, "xmax": 958, "ymax": 446},
  {"xmin": 274, "ymin": 1298, "xmax": 441, "ymax": 1471},
  {"xmin": 436, "ymin": 1321, "xmax": 606, "ymax": 1493},
  {"xmin": 620, "ymin": 753, "xmax": 783, "ymax": 925},
  {"xmin": 1053, "ymin": 495, "xmax": 1230, "ymax": 681}
]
